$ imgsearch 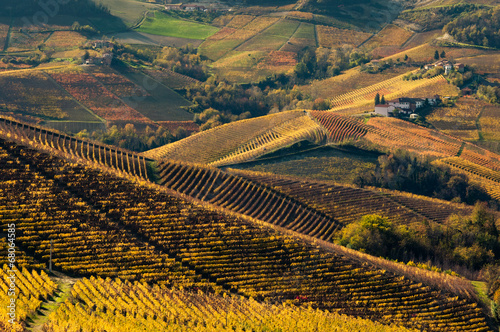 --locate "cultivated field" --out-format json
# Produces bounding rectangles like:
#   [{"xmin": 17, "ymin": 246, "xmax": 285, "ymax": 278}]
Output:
[
  {"xmin": 479, "ymin": 102, "xmax": 500, "ymax": 141},
  {"xmin": 44, "ymin": 31, "xmax": 87, "ymax": 50},
  {"xmin": 233, "ymin": 146, "xmax": 378, "ymax": 184},
  {"xmin": 143, "ymin": 110, "xmax": 307, "ymax": 163},
  {"xmin": 227, "ymin": 14, "xmax": 256, "ymax": 28},
  {"xmin": 281, "ymin": 22, "xmax": 317, "ymax": 52},
  {"xmin": 0, "ymin": 111, "xmax": 495, "ymax": 332},
  {"xmin": 427, "ymin": 98, "xmax": 482, "ymax": 141},
  {"xmin": 299, "ymin": 66, "xmax": 412, "ymax": 101},
  {"xmin": 236, "ymin": 19, "xmax": 300, "ymax": 52},
  {"xmin": 136, "ymin": 11, "xmax": 219, "ymax": 39},
  {"xmin": 0, "ymin": 71, "xmax": 98, "ymax": 121},
  {"xmin": 6, "ymin": 31, "xmax": 50, "ymax": 52},
  {"xmin": 49, "ymin": 71, "xmax": 152, "ymax": 123},
  {"xmin": 458, "ymin": 54, "xmax": 500, "ymax": 74},
  {"xmin": 365, "ymin": 24, "xmax": 413, "ymax": 49},
  {"xmin": 316, "ymin": 25, "xmax": 371, "ymax": 48},
  {"xmin": 328, "ymin": 74, "xmax": 451, "ymax": 111},
  {"xmin": 43, "ymin": 276, "xmax": 416, "ymax": 332}
]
